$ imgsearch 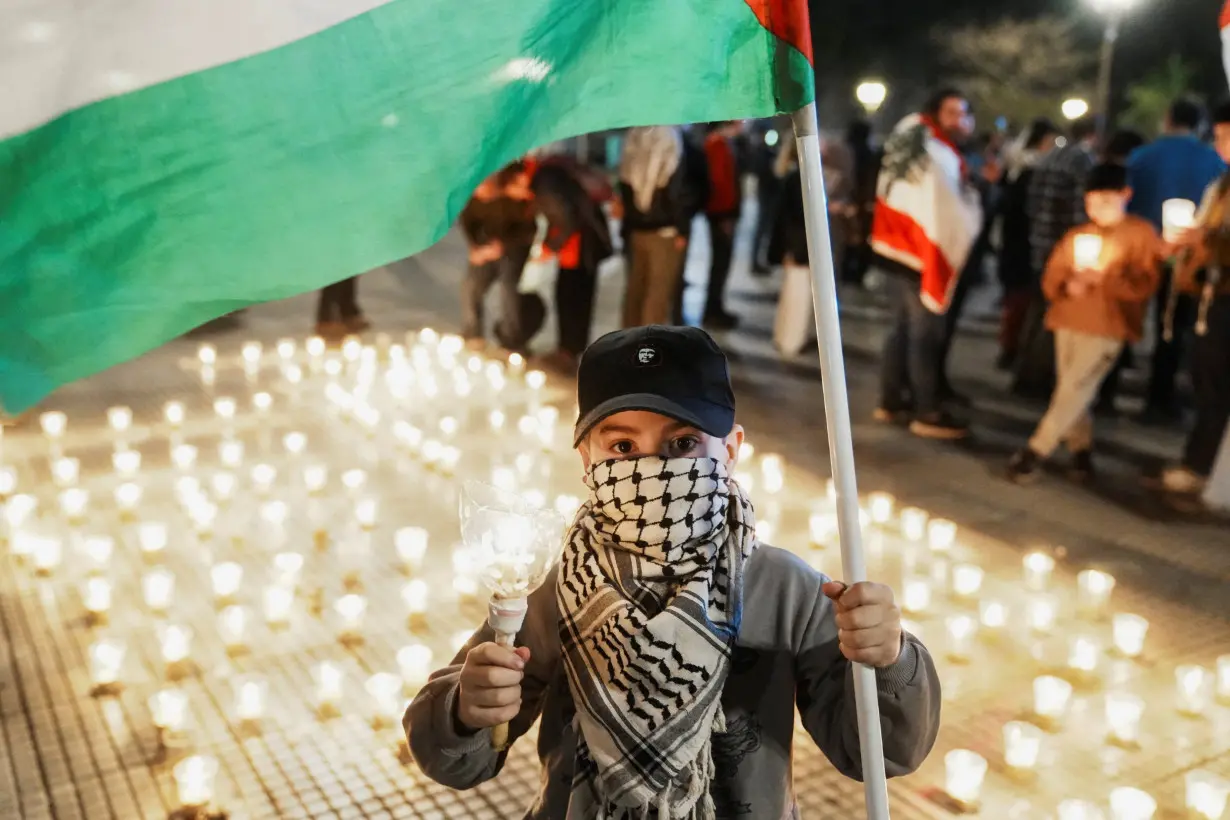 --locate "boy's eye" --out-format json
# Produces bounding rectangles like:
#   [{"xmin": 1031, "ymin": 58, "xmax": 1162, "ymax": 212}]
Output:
[
  {"xmin": 669, "ymin": 436, "xmax": 700, "ymax": 456},
  {"xmin": 612, "ymin": 441, "xmax": 635, "ymax": 456}
]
